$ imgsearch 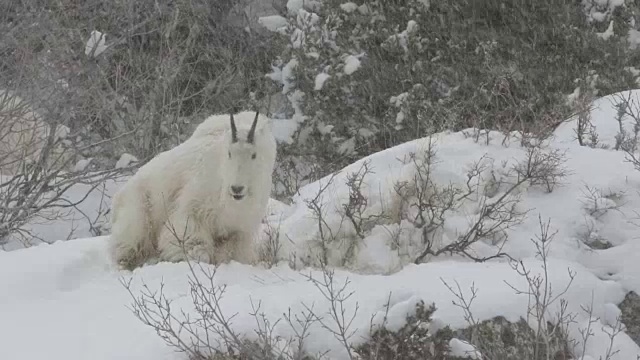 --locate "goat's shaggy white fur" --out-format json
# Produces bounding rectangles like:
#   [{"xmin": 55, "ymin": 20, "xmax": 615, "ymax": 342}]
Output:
[{"xmin": 109, "ymin": 111, "xmax": 277, "ymax": 269}]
